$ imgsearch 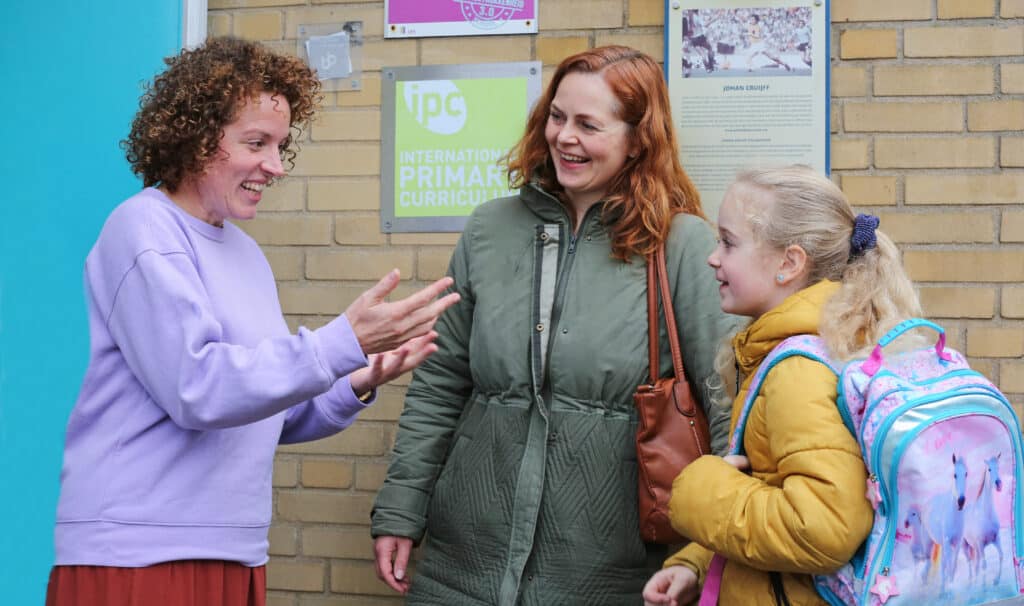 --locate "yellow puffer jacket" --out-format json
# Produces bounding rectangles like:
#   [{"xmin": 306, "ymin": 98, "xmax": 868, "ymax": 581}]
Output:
[{"xmin": 664, "ymin": 280, "xmax": 873, "ymax": 606}]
